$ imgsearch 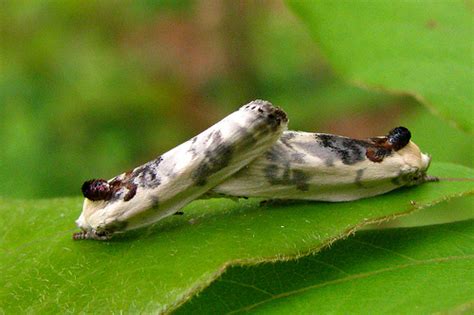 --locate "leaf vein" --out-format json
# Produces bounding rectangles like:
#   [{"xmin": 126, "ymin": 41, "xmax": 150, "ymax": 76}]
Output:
[{"xmin": 228, "ymin": 254, "xmax": 474, "ymax": 314}]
